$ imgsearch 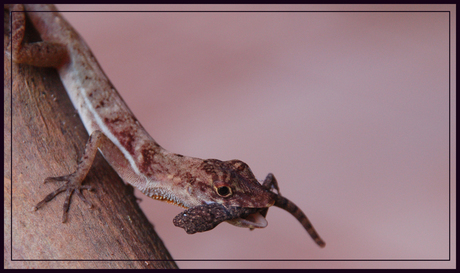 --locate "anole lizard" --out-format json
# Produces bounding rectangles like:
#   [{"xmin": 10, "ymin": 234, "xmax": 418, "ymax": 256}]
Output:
[{"xmin": 8, "ymin": 4, "xmax": 325, "ymax": 248}]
